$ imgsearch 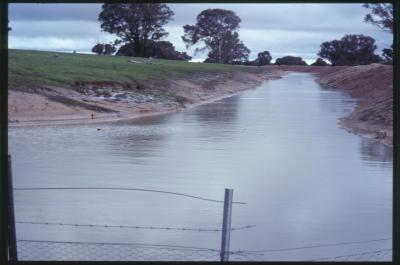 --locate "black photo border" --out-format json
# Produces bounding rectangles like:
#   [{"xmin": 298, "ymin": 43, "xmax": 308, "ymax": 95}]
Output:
[{"xmin": 0, "ymin": 0, "xmax": 398, "ymax": 264}]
